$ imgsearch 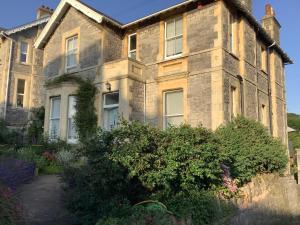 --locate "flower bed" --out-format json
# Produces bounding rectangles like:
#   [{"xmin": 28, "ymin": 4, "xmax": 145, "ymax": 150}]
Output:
[{"xmin": 0, "ymin": 158, "xmax": 35, "ymax": 191}]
